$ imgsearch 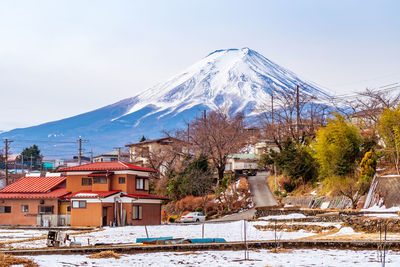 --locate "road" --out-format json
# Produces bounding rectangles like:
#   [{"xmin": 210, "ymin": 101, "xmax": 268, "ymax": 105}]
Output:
[
  {"xmin": 212, "ymin": 171, "xmax": 277, "ymax": 221},
  {"xmin": 247, "ymin": 171, "xmax": 278, "ymax": 207}
]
